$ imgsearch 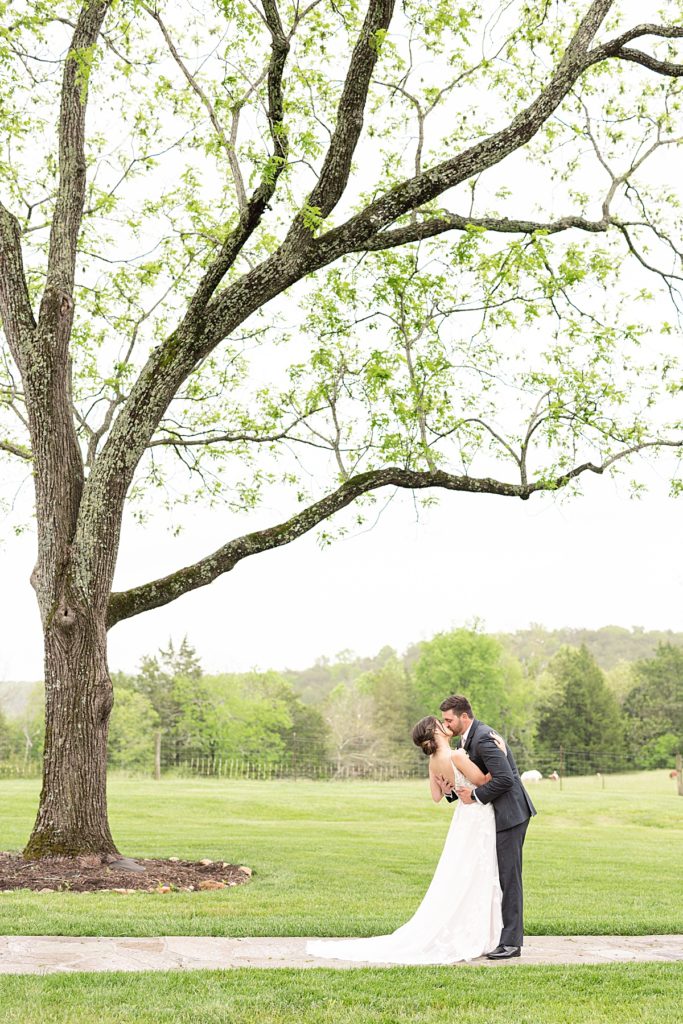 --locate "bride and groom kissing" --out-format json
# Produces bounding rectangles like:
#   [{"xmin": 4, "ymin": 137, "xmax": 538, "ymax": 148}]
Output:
[{"xmin": 307, "ymin": 694, "xmax": 536, "ymax": 965}]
